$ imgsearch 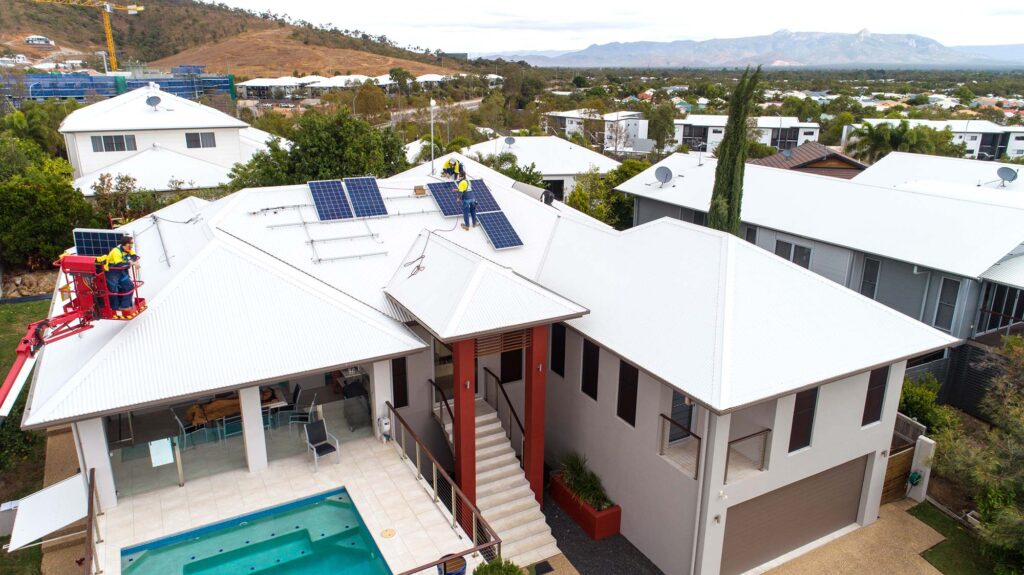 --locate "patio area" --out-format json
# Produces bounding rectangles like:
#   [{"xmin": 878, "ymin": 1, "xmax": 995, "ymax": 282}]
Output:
[{"xmin": 95, "ymin": 436, "xmax": 480, "ymax": 575}]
